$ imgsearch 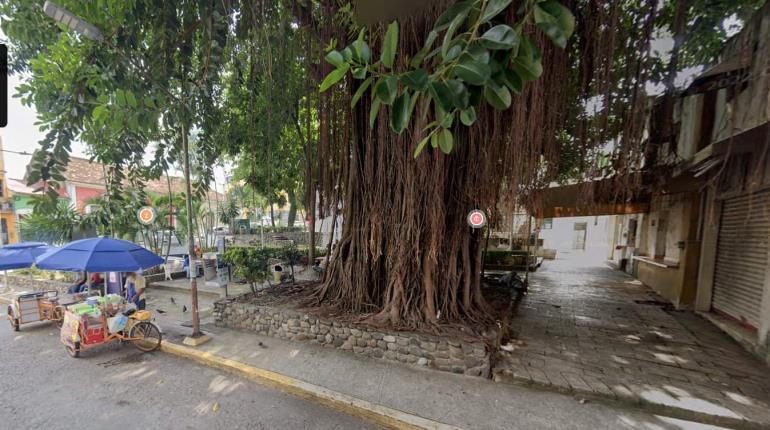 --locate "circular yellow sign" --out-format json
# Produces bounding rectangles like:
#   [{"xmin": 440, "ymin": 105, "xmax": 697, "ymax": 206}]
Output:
[{"xmin": 137, "ymin": 206, "xmax": 156, "ymax": 225}]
